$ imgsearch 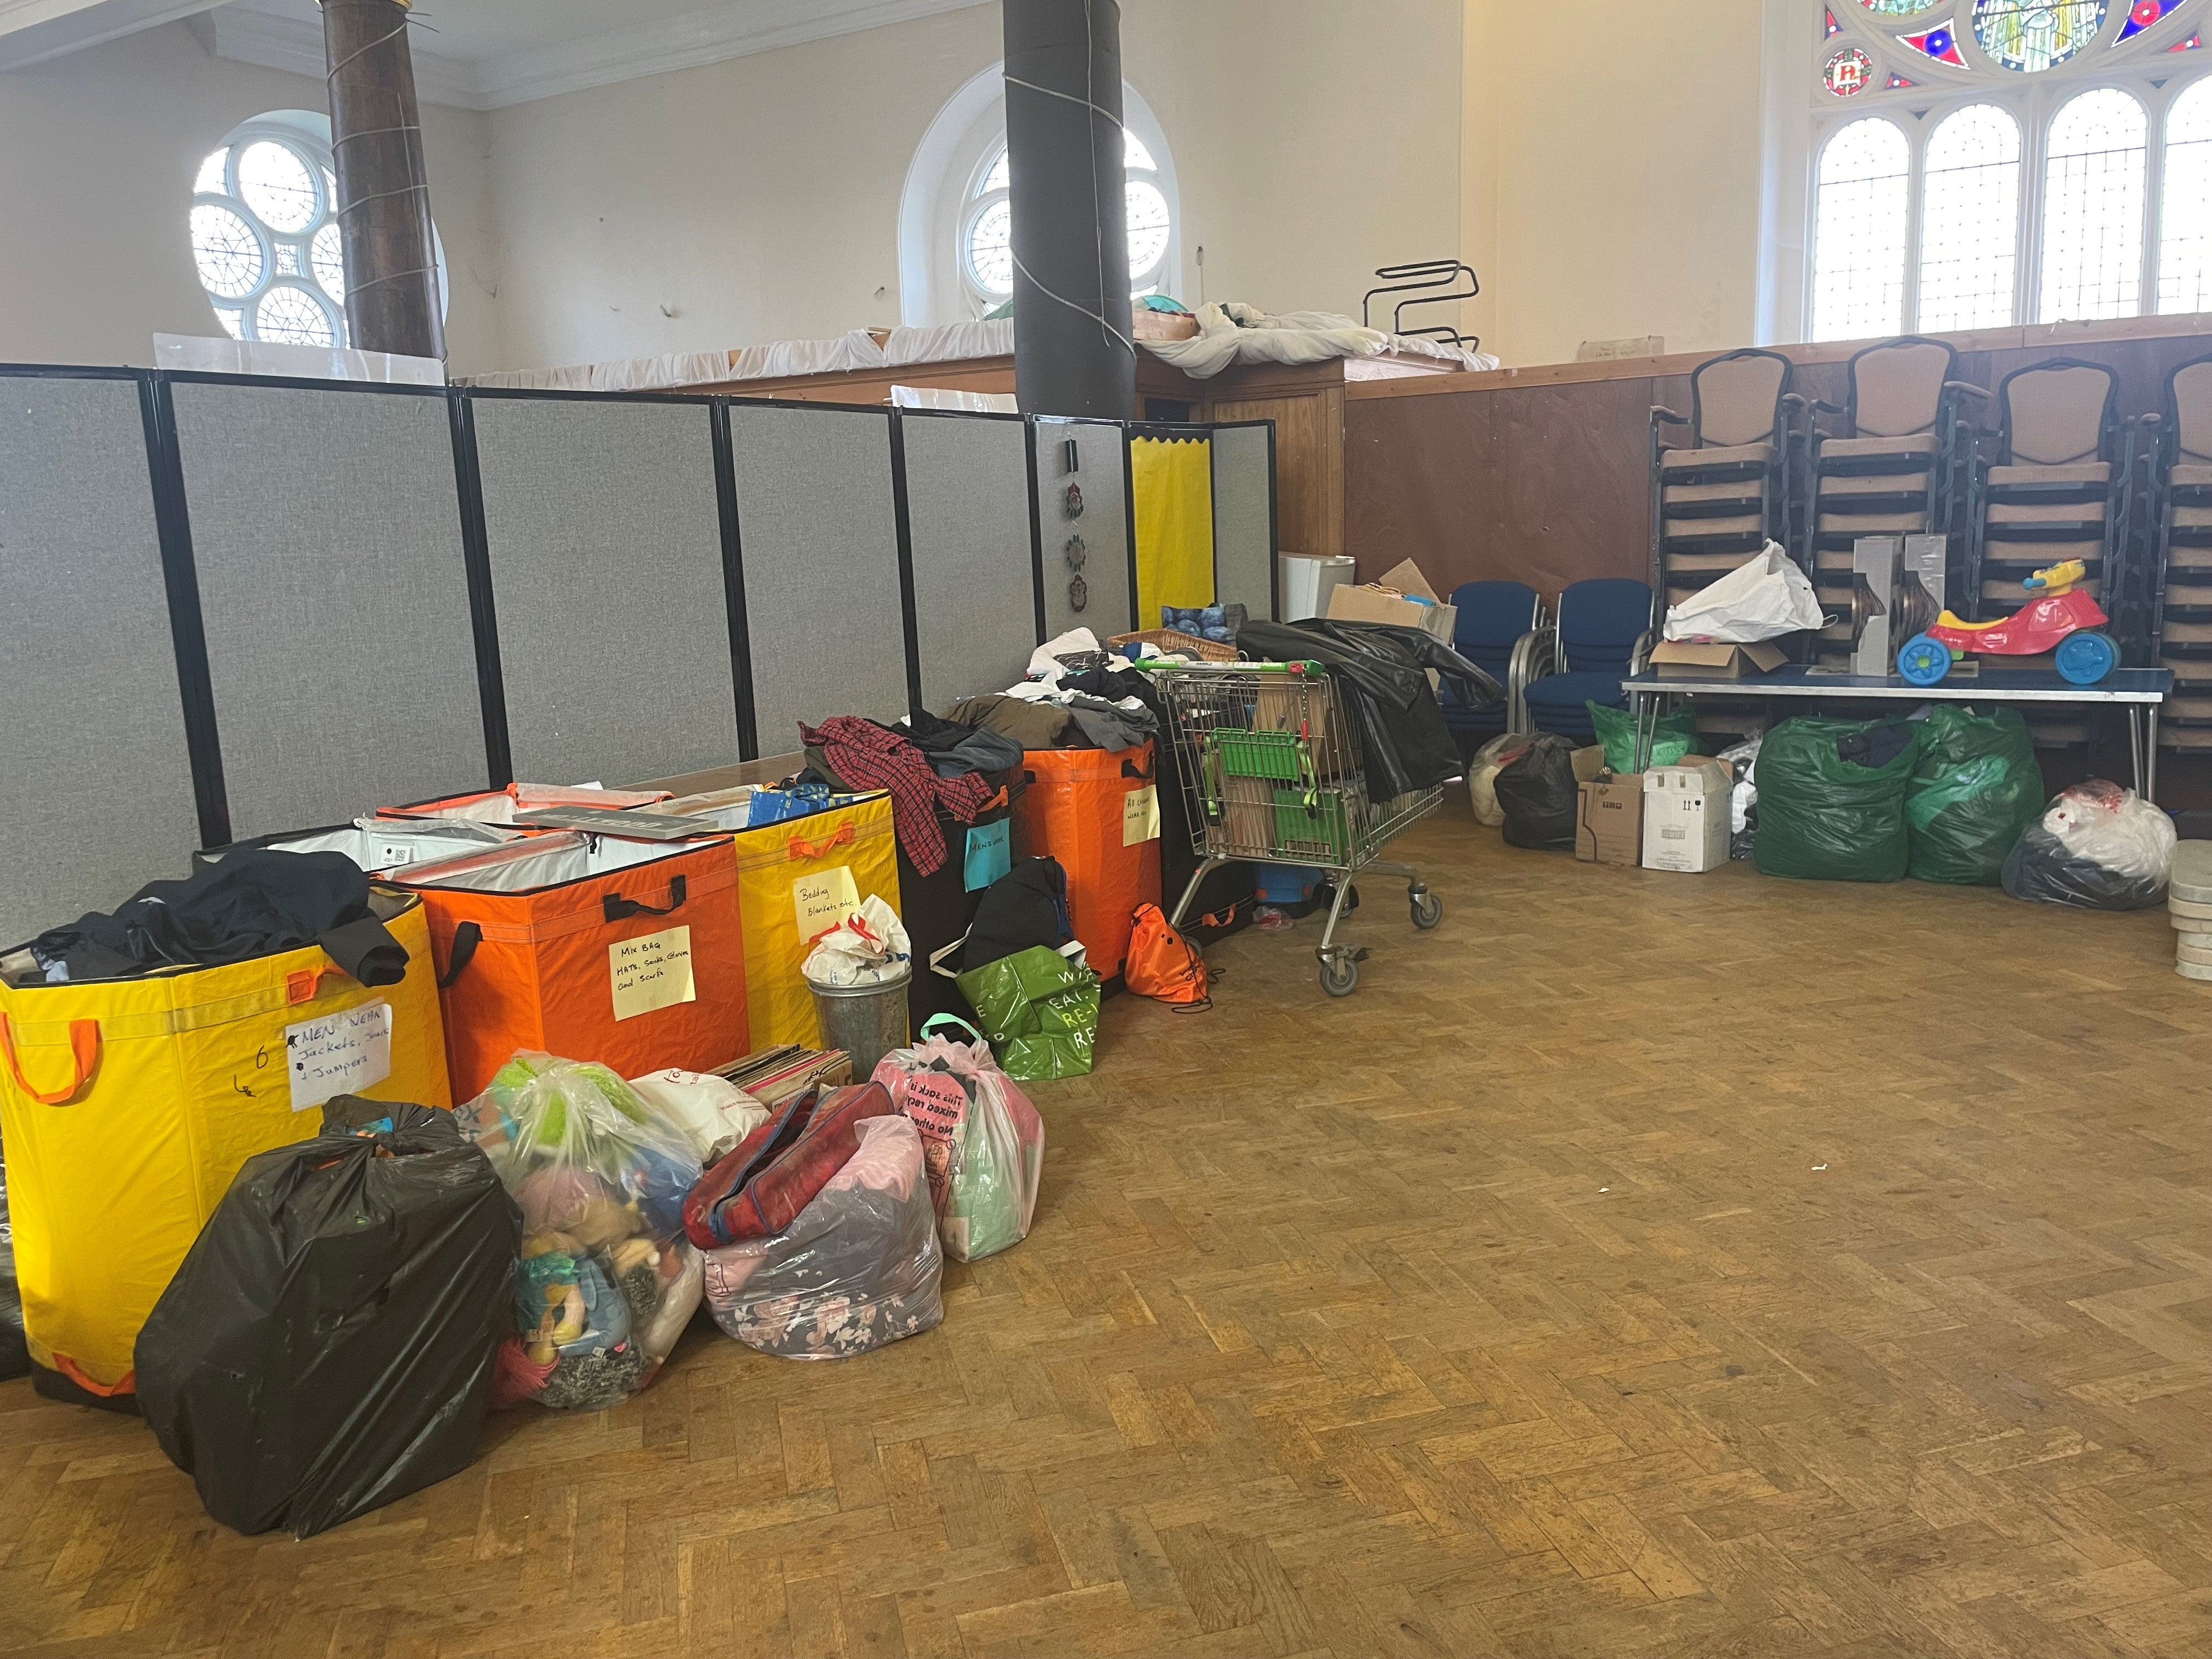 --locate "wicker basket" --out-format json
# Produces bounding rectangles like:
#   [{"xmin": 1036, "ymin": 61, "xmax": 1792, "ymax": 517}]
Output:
[{"xmin": 1110, "ymin": 628, "xmax": 1238, "ymax": 663}]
